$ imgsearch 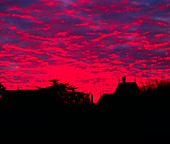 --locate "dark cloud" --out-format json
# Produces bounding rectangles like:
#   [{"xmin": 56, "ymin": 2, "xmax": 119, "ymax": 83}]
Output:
[{"xmin": 3, "ymin": 0, "xmax": 40, "ymax": 7}]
